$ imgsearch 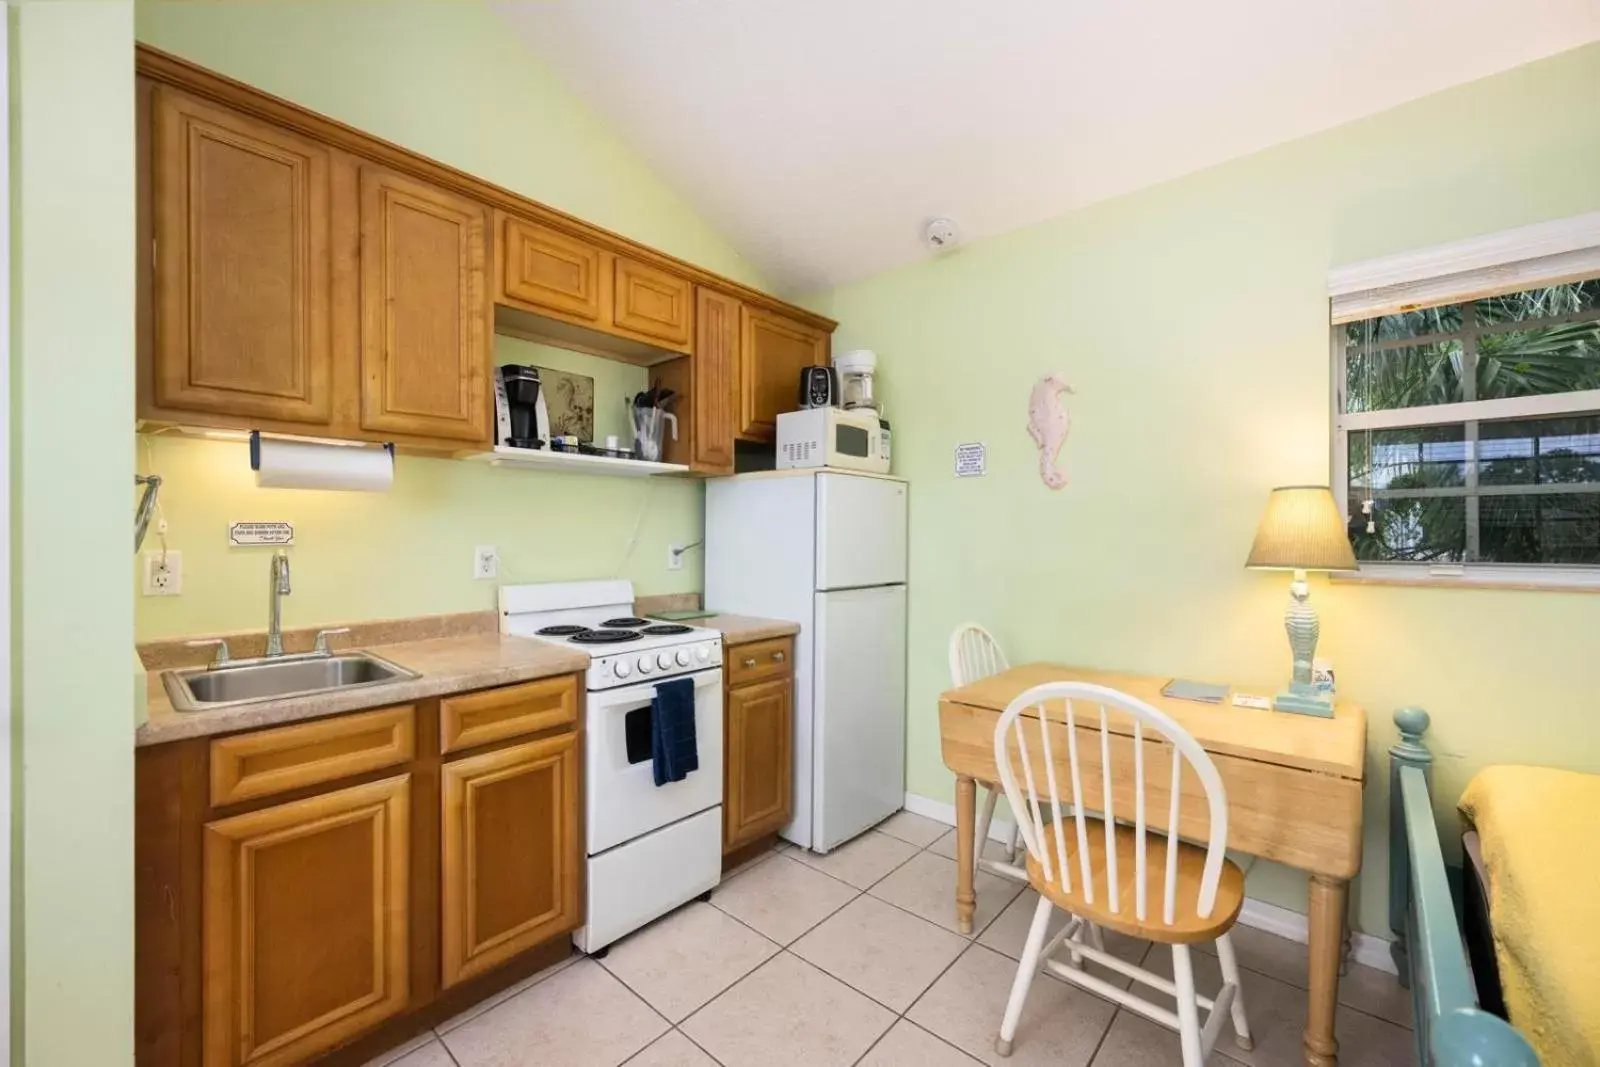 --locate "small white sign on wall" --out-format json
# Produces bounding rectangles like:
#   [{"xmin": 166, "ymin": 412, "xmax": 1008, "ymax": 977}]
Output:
[
  {"xmin": 954, "ymin": 443, "xmax": 987, "ymax": 478},
  {"xmin": 230, "ymin": 521, "xmax": 295, "ymax": 546}
]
